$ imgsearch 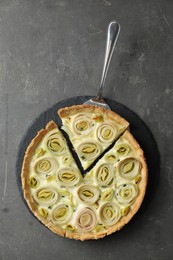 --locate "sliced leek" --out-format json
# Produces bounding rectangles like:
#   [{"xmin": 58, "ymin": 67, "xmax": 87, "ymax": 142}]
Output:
[
  {"xmin": 116, "ymin": 143, "xmax": 130, "ymax": 156},
  {"xmin": 39, "ymin": 208, "xmax": 49, "ymax": 219},
  {"xmin": 76, "ymin": 207, "xmax": 97, "ymax": 232},
  {"xmin": 134, "ymin": 174, "xmax": 141, "ymax": 184},
  {"xmin": 77, "ymin": 184, "xmax": 100, "ymax": 205},
  {"xmin": 77, "ymin": 142, "xmax": 101, "ymax": 161},
  {"xmin": 65, "ymin": 224, "xmax": 76, "ymax": 232},
  {"xmin": 56, "ymin": 168, "xmax": 81, "ymax": 187},
  {"xmin": 34, "ymin": 148, "xmax": 46, "ymax": 158},
  {"xmin": 34, "ymin": 157, "xmax": 58, "ymax": 179},
  {"xmin": 62, "ymin": 154, "xmax": 73, "ymax": 166},
  {"xmin": 100, "ymin": 189, "xmax": 114, "ymax": 202},
  {"xmin": 46, "ymin": 132, "xmax": 66, "ymax": 155},
  {"xmin": 29, "ymin": 176, "xmax": 39, "ymax": 188},
  {"xmin": 115, "ymin": 183, "xmax": 138, "ymax": 204},
  {"xmin": 33, "ymin": 187, "xmax": 58, "ymax": 206},
  {"xmin": 95, "ymin": 163, "xmax": 114, "ymax": 186},
  {"xmin": 96, "ymin": 123, "xmax": 117, "ymax": 143},
  {"xmin": 52, "ymin": 203, "xmax": 72, "ymax": 225},
  {"xmin": 59, "ymin": 190, "xmax": 78, "ymax": 207},
  {"xmin": 94, "ymin": 224, "xmax": 106, "ymax": 233},
  {"xmin": 72, "ymin": 114, "xmax": 94, "ymax": 136},
  {"xmin": 121, "ymin": 206, "xmax": 130, "ymax": 216},
  {"xmin": 118, "ymin": 157, "xmax": 141, "ymax": 180},
  {"xmin": 99, "ymin": 202, "xmax": 121, "ymax": 226},
  {"xmin": 105, "ymin": 154, "xmax": 116, "ymax": 163}
]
